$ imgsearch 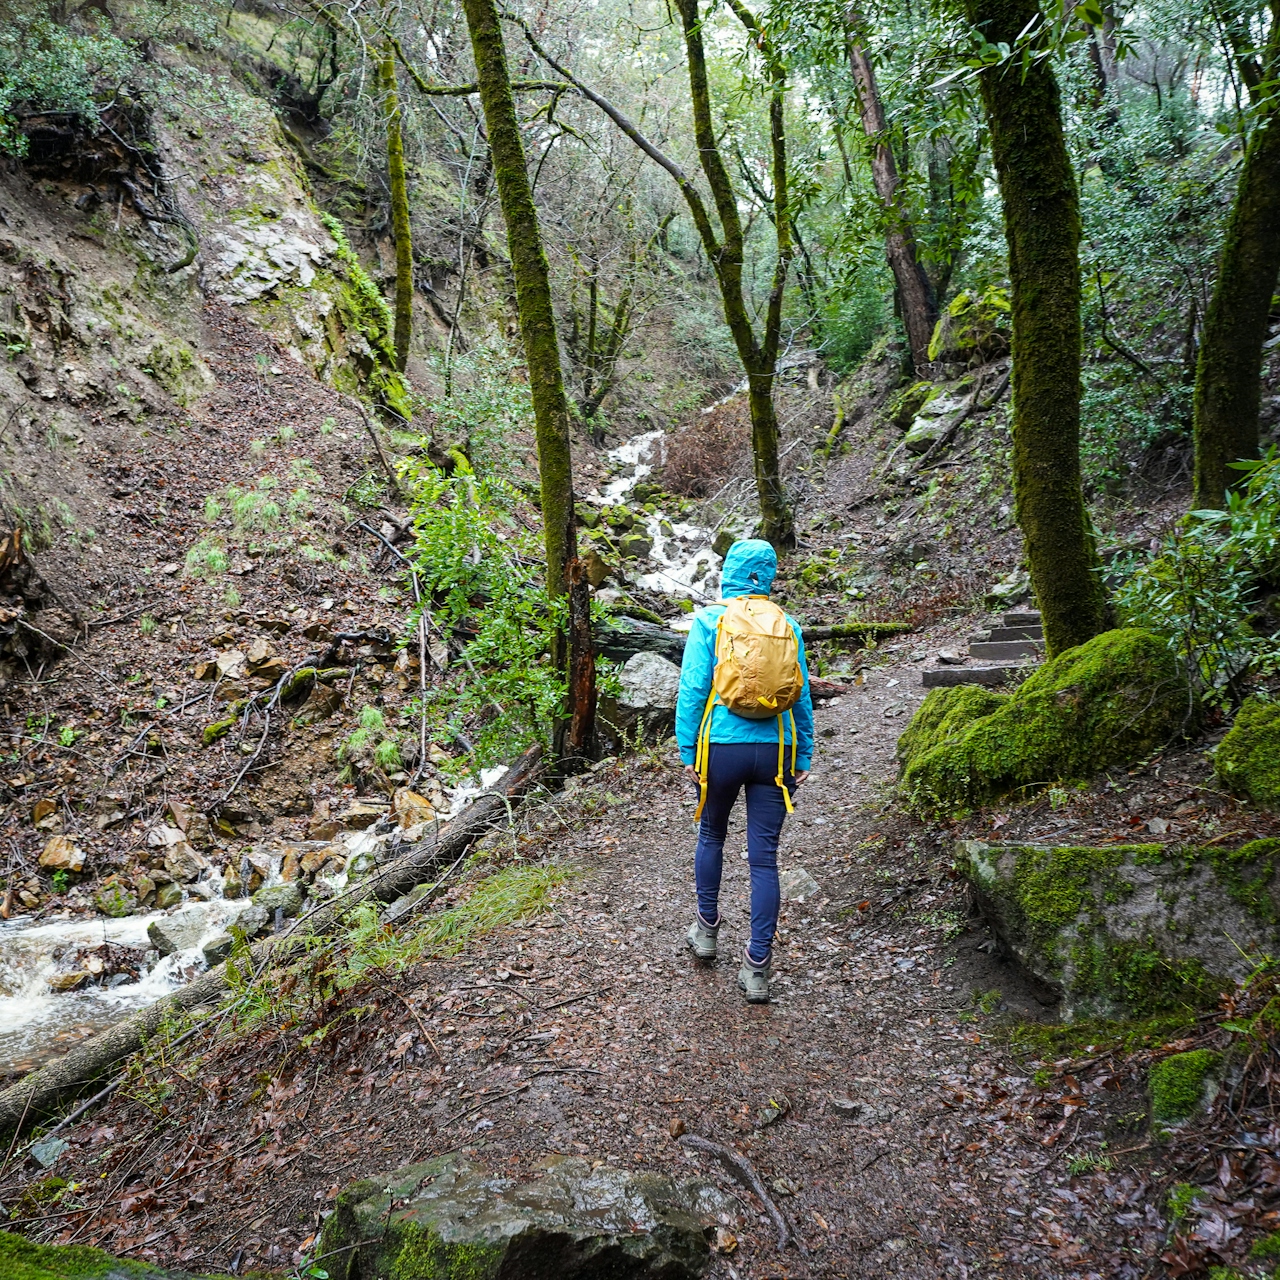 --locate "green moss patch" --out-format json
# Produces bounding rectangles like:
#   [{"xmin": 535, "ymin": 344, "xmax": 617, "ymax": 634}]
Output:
[
  {"xmin": 965, "ymin": 838, "xmax": 1280, "ymax": 1019},
  {"xmin": 0, "ymin": 1230, "xmax": 230, "ymax": 1280},
  {"xmin": 1150, "ymin": 1049, "xmax": 1221, "ymax": 1124},
  {"xmin": 900, "ymin": 628, "xmax": 1196, "ymax": 812},
  {"xmin": 1216, "ymin": 696, "xmax": 1280, "ymax": 806},
  {"xmin": 896, "ymin": 684, "xmax": 1007, "ymax": 768}
]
